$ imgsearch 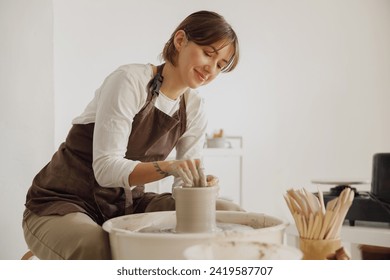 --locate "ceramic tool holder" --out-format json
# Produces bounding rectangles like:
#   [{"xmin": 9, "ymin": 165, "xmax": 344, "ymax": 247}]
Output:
[
  {"xmin": 284, "ymin": 187, "xmax": 354, "ymax": 260},
  {"xmin": 299, "ymin": 238, "xmax": 341, "ymax": 260}
]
